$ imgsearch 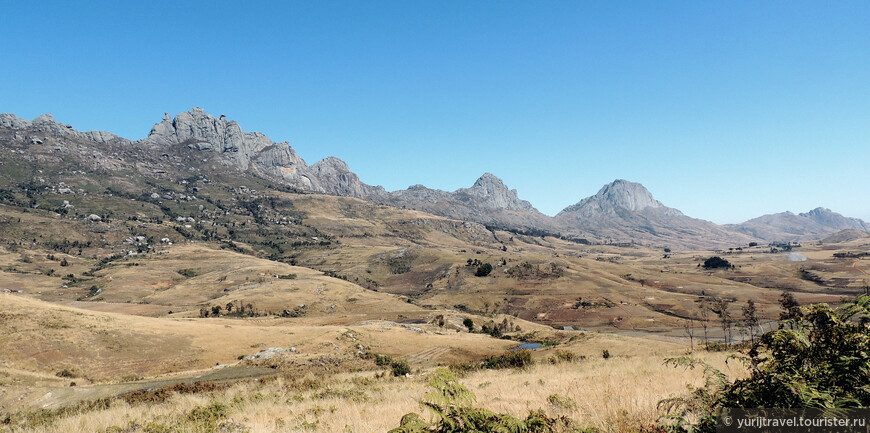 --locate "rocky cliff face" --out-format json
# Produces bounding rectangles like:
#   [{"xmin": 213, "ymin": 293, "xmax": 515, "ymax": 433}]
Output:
[
  {"xmin": 387, "ymin": 173, "xmax": 557, "ymax": 233},
  {"xmin": 145, "ymin": 108, "xmax": 275, "ymax": 170},
  {"xmin": 453, "ymin": 173, "xmax": 535, "ymax": 212},
  {"xmin": 310, "ymin": 157, "xmax": 387, "ymax": 199},
  {"xmin": 142, "ymin": 108, "xmax": 385, "ymax": 199},
  {"xmin": 558, "ymin": 180, "xmax": 675, "ymax": 218}
]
